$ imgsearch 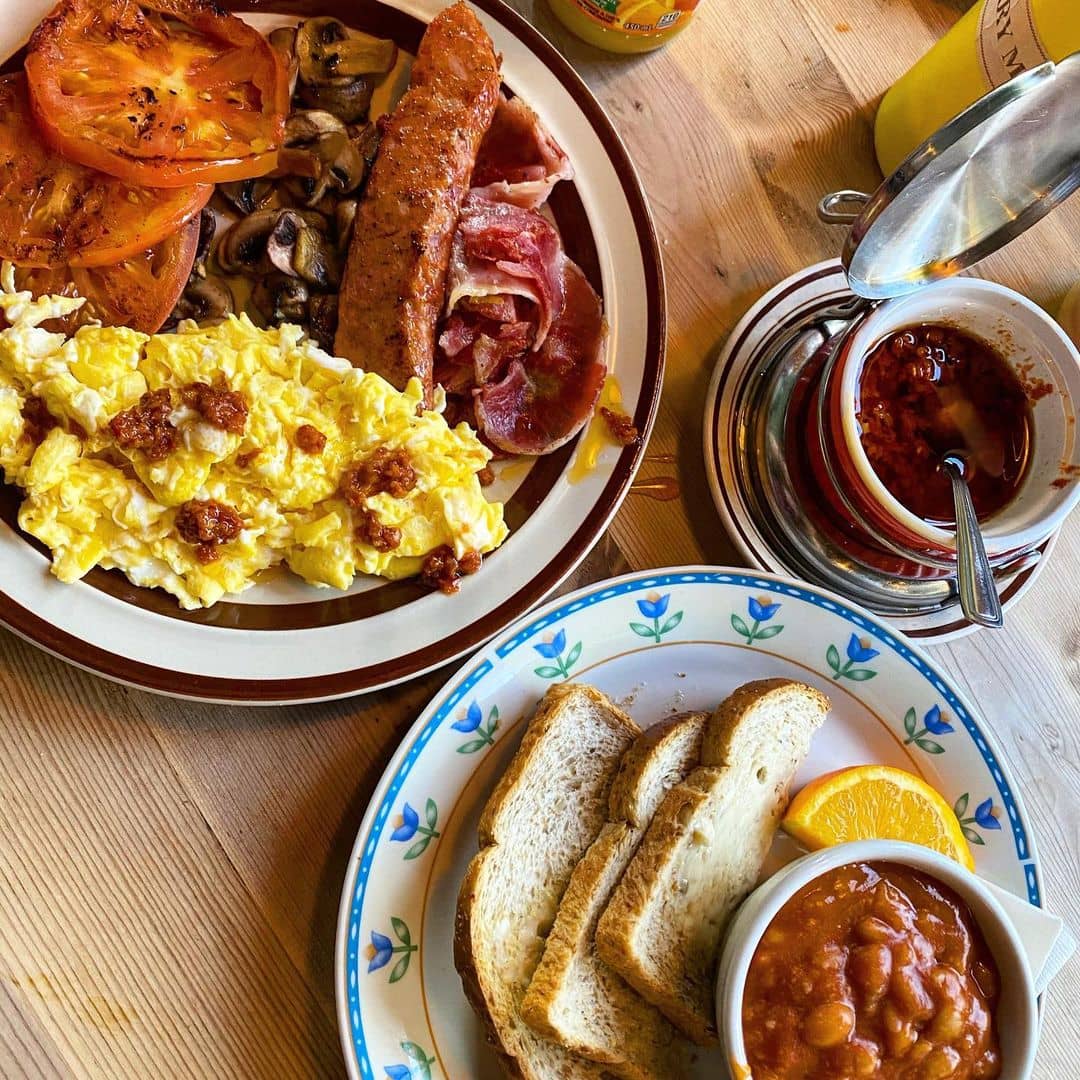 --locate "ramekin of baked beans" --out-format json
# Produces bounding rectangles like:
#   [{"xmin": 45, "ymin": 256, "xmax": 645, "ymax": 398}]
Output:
[{"xmin": 715, "ymin": 840, "xmax": 1038, "ymax": 1080}]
